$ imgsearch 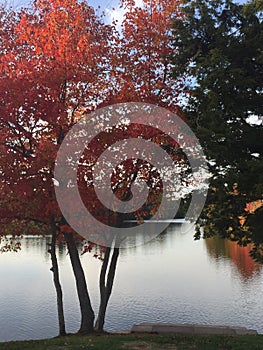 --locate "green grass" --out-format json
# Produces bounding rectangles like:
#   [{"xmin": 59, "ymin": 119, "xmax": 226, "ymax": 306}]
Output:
[{"xmin": 0, "ymin": 333, "xmax": 262, "ymax": 350}]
